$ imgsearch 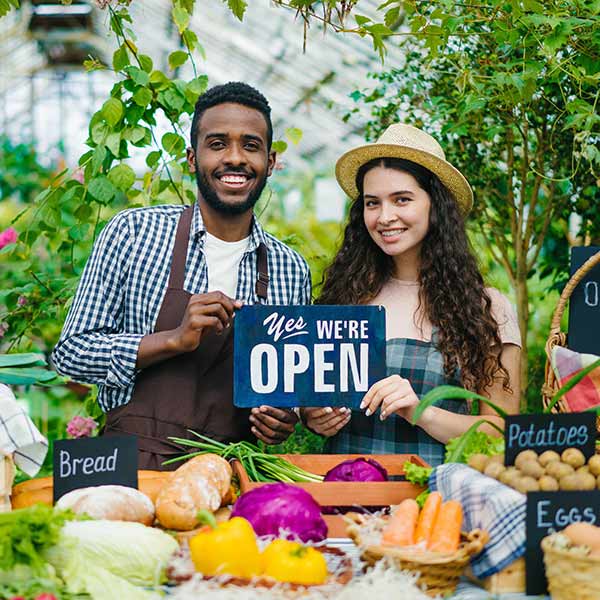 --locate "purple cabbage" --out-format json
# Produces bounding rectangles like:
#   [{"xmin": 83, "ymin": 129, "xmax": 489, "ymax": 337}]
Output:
[
  {"xmin": 230, "ymin": 483, "xmax": 327, "ymax": 542},
  {"xmin": 322, "ymin": 458, "xmax": 388, "ymax": 515},
  {"xmin": 324, "ymin": 457, "xmax": 388, "ymax": 482}
]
